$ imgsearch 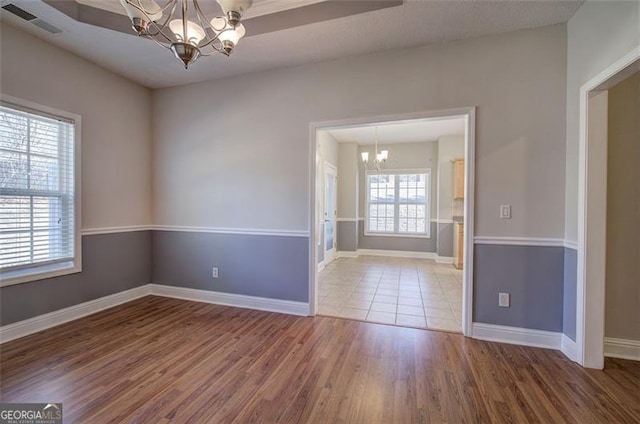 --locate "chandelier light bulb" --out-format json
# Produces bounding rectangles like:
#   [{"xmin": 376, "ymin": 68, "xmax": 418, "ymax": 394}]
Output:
[
  {"xmin": 169, "ymin": 20, "xmax": 206, "ymax": 46},
  {"xmin": 119, "ymin": 0, "xmax": 163, "ymax": 21},
  {"xmin": 361, "ymin": 152, "xmax": 369, "ymax": 163}
]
